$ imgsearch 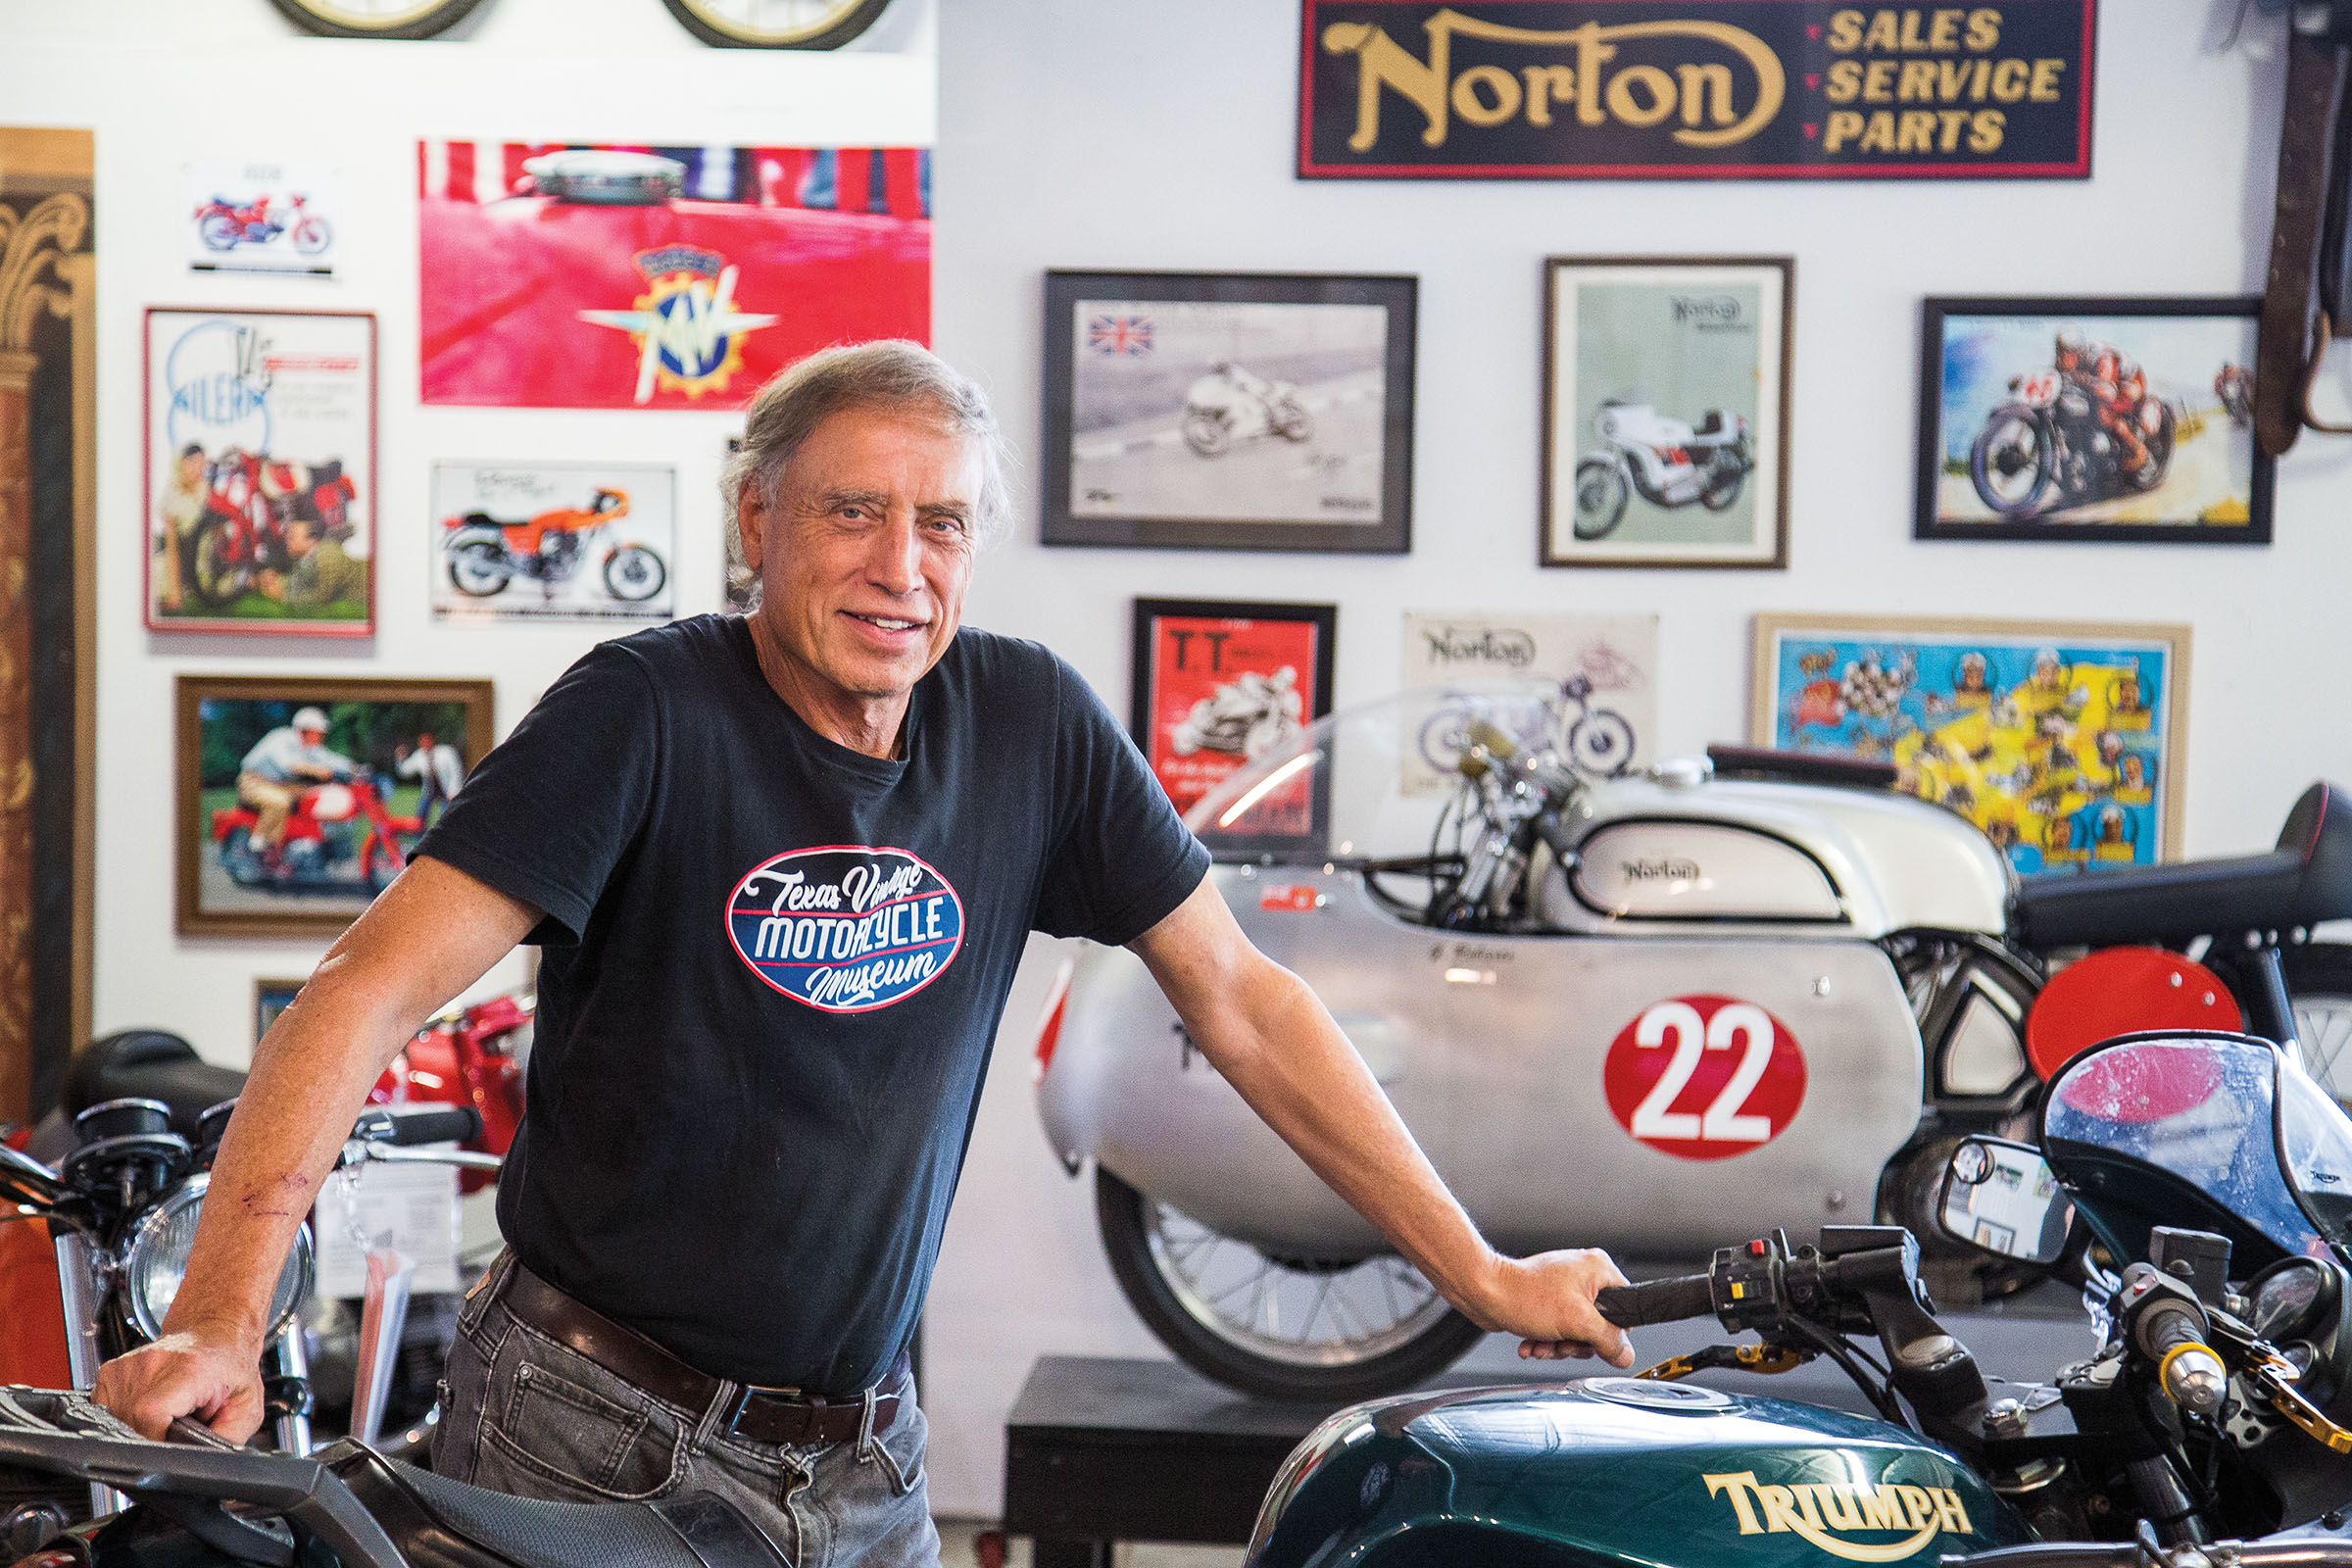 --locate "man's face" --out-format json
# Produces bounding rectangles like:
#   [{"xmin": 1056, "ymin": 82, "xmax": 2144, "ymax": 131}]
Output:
[
  {"xmin": 742, "ymin": 405, "xmax": 983, "ymax": 706},
  {"xmin": 298, "ymin": 725, "xmax": 325, "ymax": 748},
  {"xmin": 177, "ymin": 451, "xmax": 204, "ymax": 486}
]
